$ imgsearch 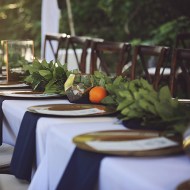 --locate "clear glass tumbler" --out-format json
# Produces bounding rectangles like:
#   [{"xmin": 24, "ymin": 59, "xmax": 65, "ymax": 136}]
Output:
[{"xmin": 1, "ymin": 40, "xmax": 34, "ymax": 82}]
